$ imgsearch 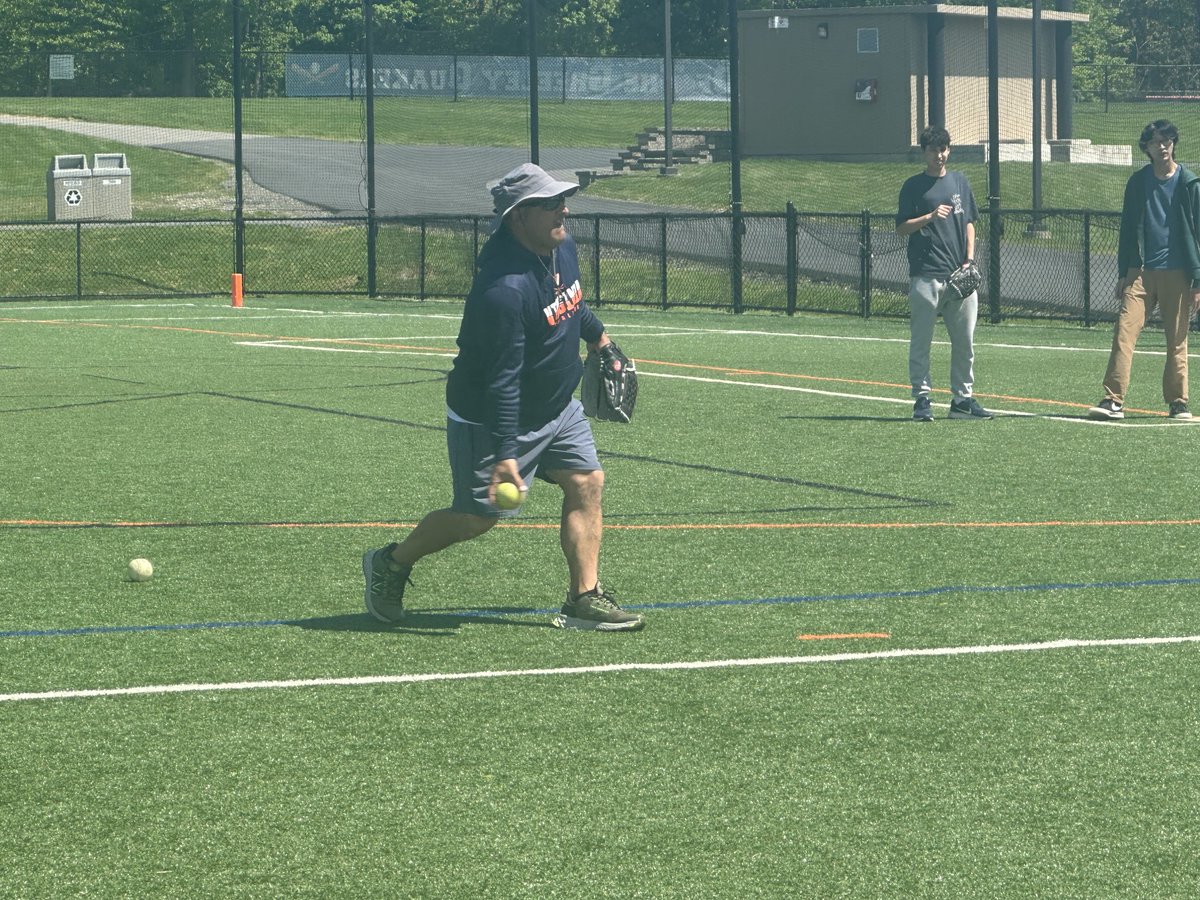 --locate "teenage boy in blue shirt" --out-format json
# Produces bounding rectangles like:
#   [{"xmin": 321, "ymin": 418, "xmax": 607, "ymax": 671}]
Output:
[{"xmin": 1089, "ymin": 119, "xmax": 1200, "ymax": 421}]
